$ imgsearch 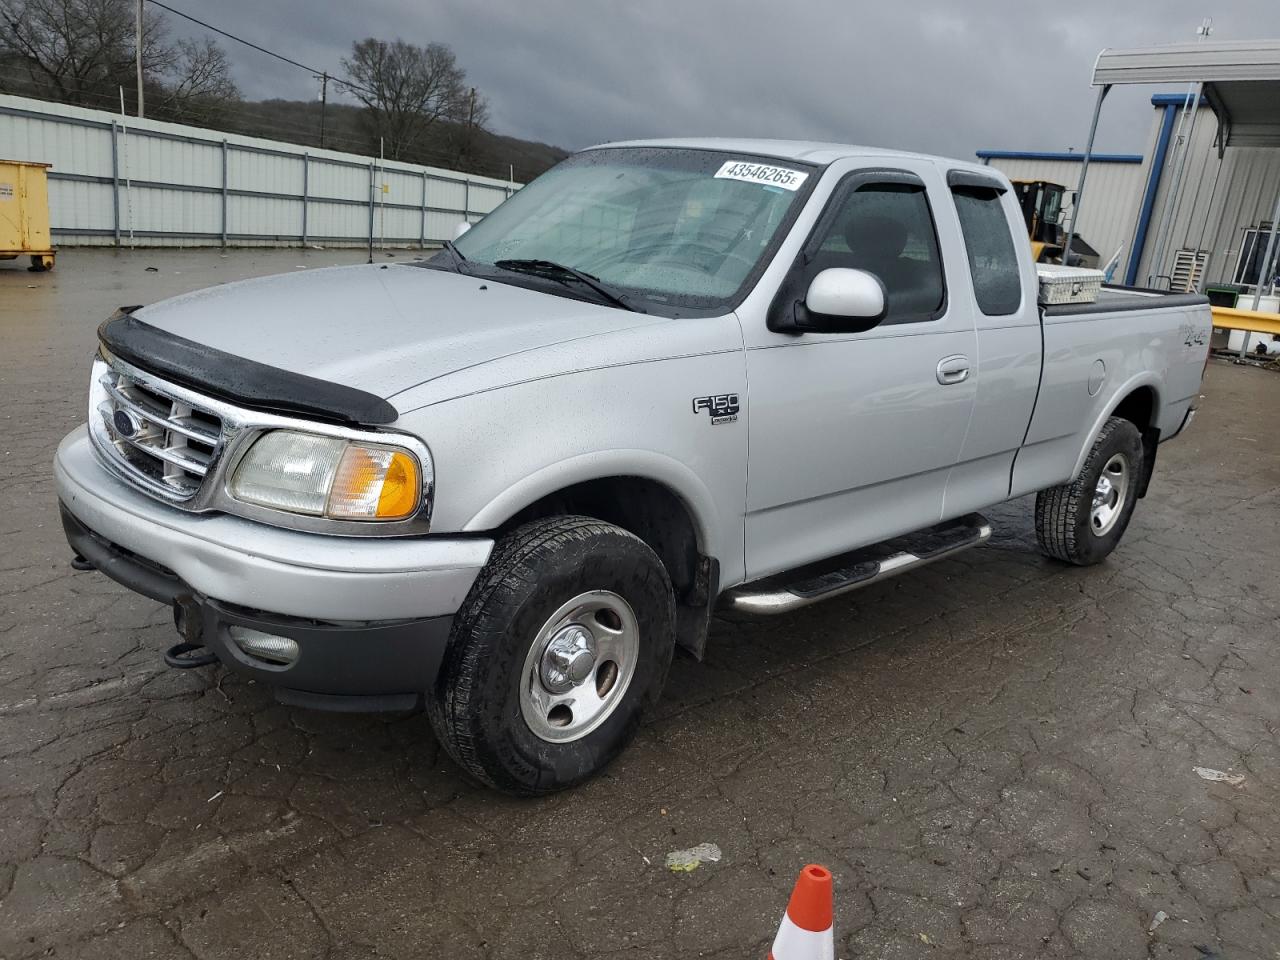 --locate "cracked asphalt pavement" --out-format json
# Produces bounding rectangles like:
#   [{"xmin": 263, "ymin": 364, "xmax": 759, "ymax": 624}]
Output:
[{"xmin": 2, "ymin": 250, "xmax": 1279, "ymax": 959}]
